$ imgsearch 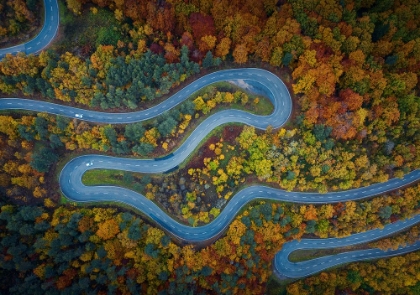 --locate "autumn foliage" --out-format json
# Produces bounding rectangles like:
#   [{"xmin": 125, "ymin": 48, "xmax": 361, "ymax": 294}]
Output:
[
  {"xmin": 1, "ymin": 0, "xmax": 420, "ymax": 294},
  {"xmin": 96, "ymin": 218, "xmax": 120, "ymax": 240}
]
